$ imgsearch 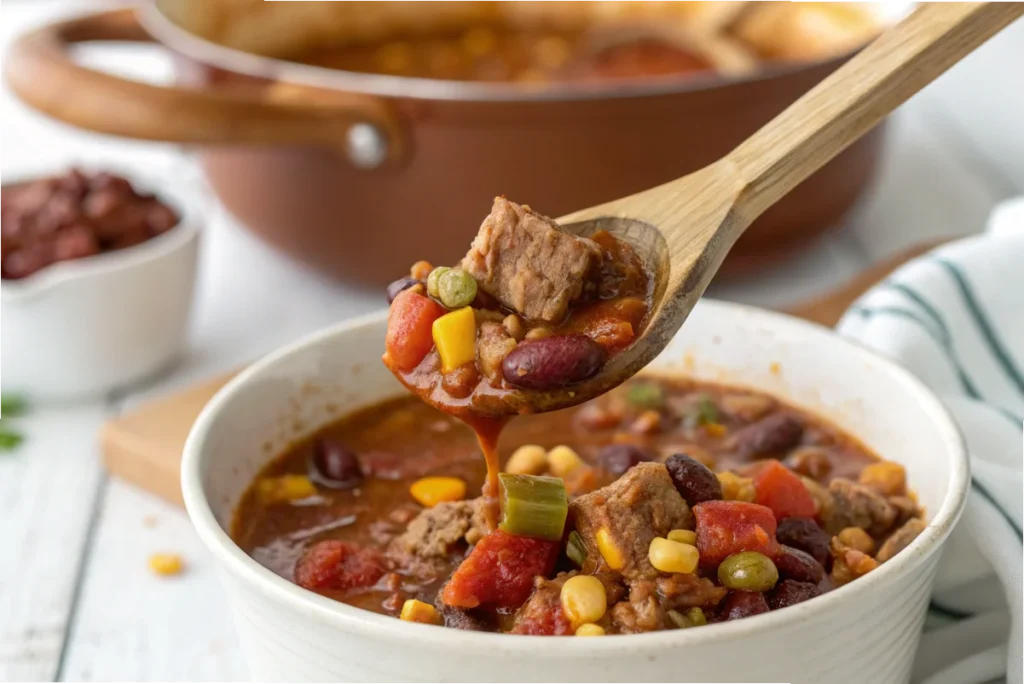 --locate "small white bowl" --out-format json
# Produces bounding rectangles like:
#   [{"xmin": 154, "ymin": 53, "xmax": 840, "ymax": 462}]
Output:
[
  {"xmin": 182, "ymin": 301, "xmax": 969, "ymax": 683},
  {"xmin": 1, "ymin": 169, "xmax": 201, "ymax": 402}
]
